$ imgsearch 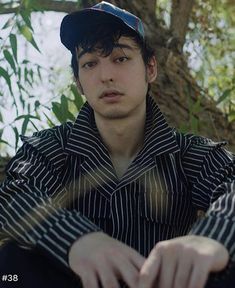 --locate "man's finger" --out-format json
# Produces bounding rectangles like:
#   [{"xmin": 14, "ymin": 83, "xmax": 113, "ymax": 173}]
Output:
[
  {"xmin": 98, "ymin": 265, "xmax": 120, "ymax": 288},
  {"xmin": 173, "ymin": 257, "xmax": 192, "ymax": 288},
  {"xmin": 138, "ymin": 248, "xmax": 161, "ymax": 288},
  {"xmin": 188, "ymin": 263, "xmax": 209, "ymax": 288},
  {"xmin": 79, "ymin": 270, "xmax": 99, "ymax": 288},
  {"xmin": 157, "ymin": 249, "xmax": 177, "ymax": 288},
  {"xmin": 127, "ymin": 248, "xmax": 146, "ymax": 270},
  {"xmin": 115, "ymin": 257, "xmax": 140, "ymax": 288}
]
